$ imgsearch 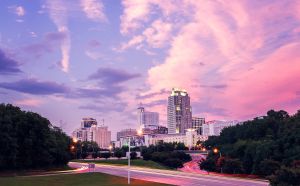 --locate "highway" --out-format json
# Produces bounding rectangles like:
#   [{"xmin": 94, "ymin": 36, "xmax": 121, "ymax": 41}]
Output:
[{"xmin": 69, "ymin": 162, "xmax": 269, "ymax": 186}]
